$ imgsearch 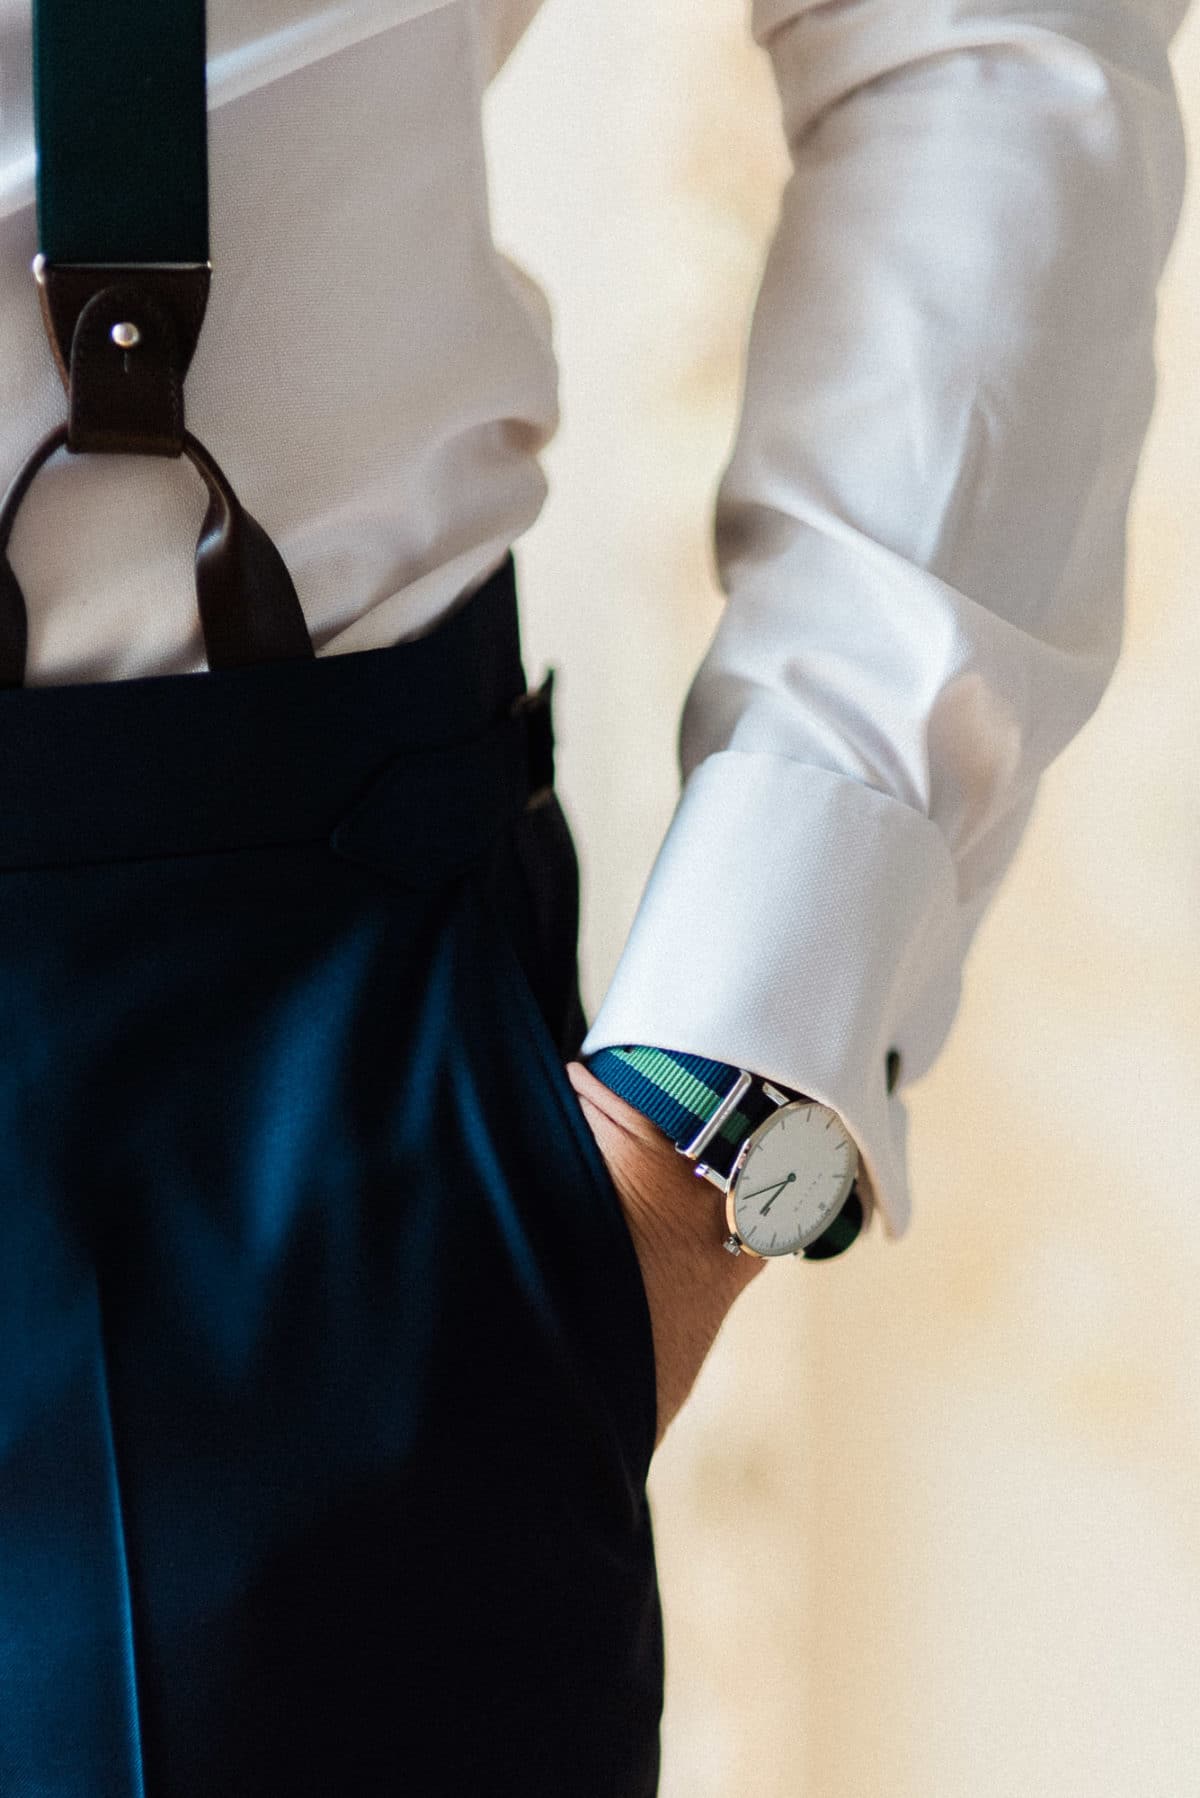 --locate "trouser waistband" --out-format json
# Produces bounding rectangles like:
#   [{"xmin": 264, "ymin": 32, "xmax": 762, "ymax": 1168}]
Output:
[{"xmin": 0, "ymin": 551, "xmax": 549, "ymax": 873}]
